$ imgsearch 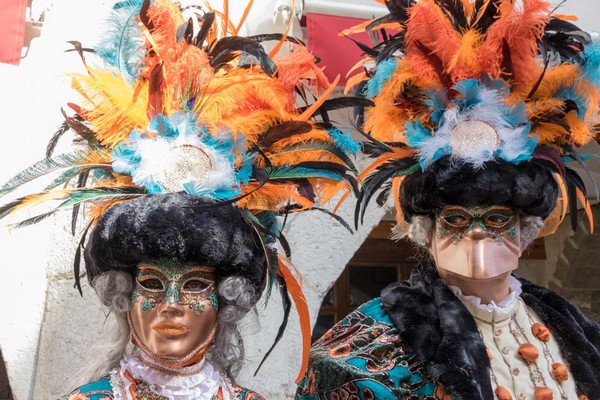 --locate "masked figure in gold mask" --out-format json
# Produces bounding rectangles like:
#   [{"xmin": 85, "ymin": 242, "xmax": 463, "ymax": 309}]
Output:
[
  {"xmin": 0, "ymin": 0, "xmax": 359, "ymax": 397},
  {"xmin": 66, "ymin": 194, "xmax": 268, "ymax": 399},
  {"xmin": 296, "ymin": 0, "xmax": 600, "ymax": 399}
]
